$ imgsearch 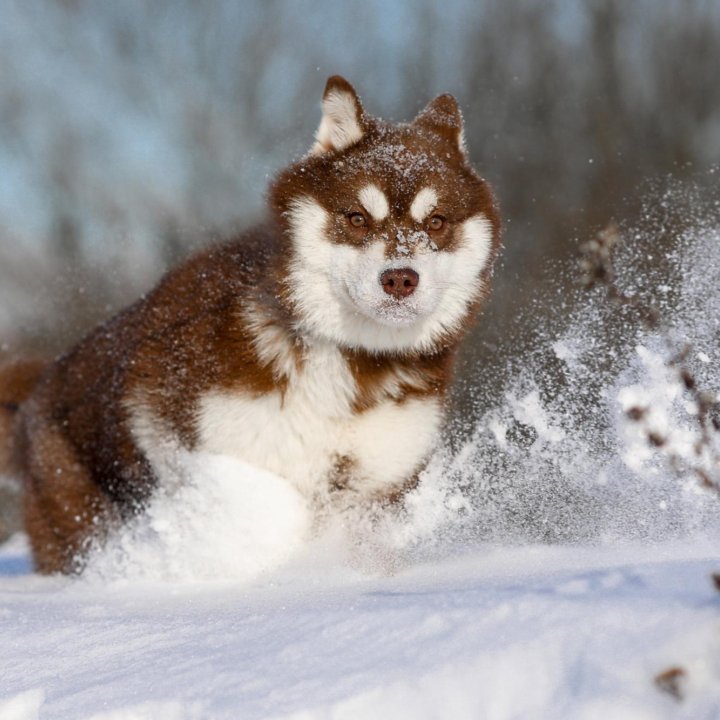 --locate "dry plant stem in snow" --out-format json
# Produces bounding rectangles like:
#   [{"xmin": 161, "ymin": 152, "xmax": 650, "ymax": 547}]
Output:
[
  {"xmin": 580, "ymin": 223, "xmax": 720, "ymax": 494},
  {"xmin": 654, "ymin": 666, "xmax": 687, "ymax": 702},
  {"xmin": 582, "ymin": 222, "xmax": 720, "ymax": 702}
]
